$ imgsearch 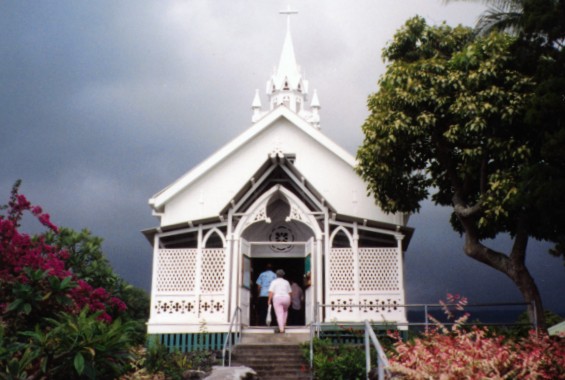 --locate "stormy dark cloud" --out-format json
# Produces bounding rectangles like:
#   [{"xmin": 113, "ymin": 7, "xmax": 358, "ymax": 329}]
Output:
[{"xmin": 1, "ymin": 1, "xmax": 563, "ymax": 317}]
